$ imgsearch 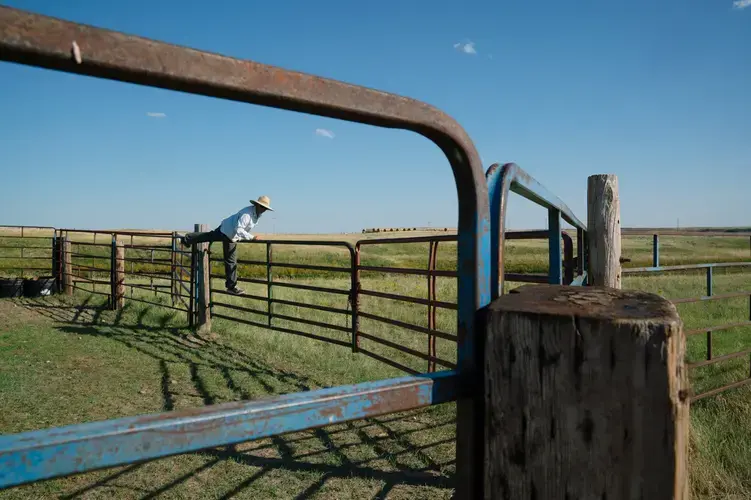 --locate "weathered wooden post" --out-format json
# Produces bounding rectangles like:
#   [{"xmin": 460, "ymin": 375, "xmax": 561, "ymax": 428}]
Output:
[
  {"xmin": 195, "ymin": 223, "xmax": 211, "ymax": 334},
  {"xmin": 587, "ymin": 174, "xmax": 622, "ymax": 288},
  {"xmin": 62, "ymin": 237, "xmax": 72, "ymax": 295},
  {"xmin": 112, "ymin": 237, "xmax": 125, "ymax": 310},
  {"xmin": 483, "ymin": 285, "xmax": 689, "ymax": 500}
]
